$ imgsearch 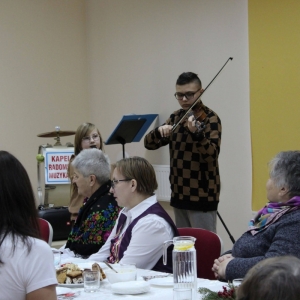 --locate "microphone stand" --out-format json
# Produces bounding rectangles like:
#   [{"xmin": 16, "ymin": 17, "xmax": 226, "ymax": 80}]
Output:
[{"xmin": 217, "ymin": 211, "xmax": 235, "ymax": 244}]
